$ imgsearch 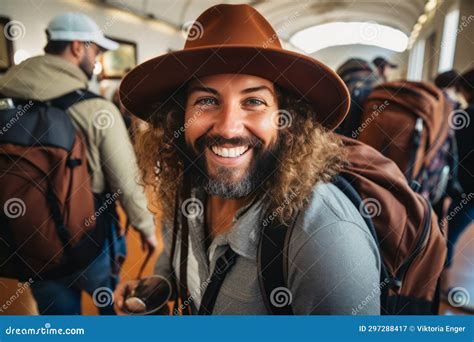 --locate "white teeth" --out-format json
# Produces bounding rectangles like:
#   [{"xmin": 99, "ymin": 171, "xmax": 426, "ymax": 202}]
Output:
[{"xmin": 211, "ymin": 145, "xmax": 249, "ymax": 158}]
